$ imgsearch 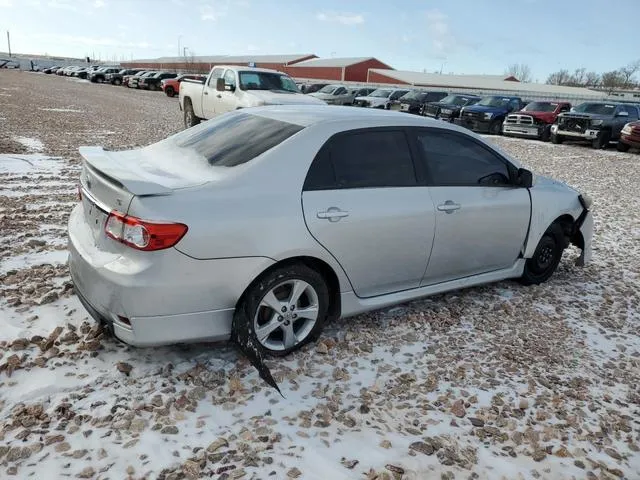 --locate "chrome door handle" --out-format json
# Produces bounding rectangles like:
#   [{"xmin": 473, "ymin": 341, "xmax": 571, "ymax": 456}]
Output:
[
  {"xmin": 437, "ymin": 200, "xmax": 461, "ymax": 214},
  {"xmin": 317, "ymin": 207, "xmax": 349, "ymax": 222}
]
